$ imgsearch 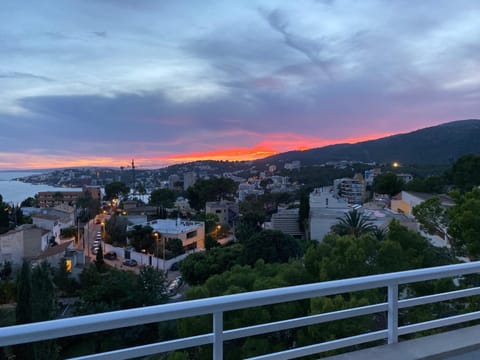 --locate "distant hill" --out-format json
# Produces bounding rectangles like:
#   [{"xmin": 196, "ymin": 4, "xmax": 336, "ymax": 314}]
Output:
[{"xmin": 257, "ymin": 119, "xmax": 480, "ymax": 166}]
